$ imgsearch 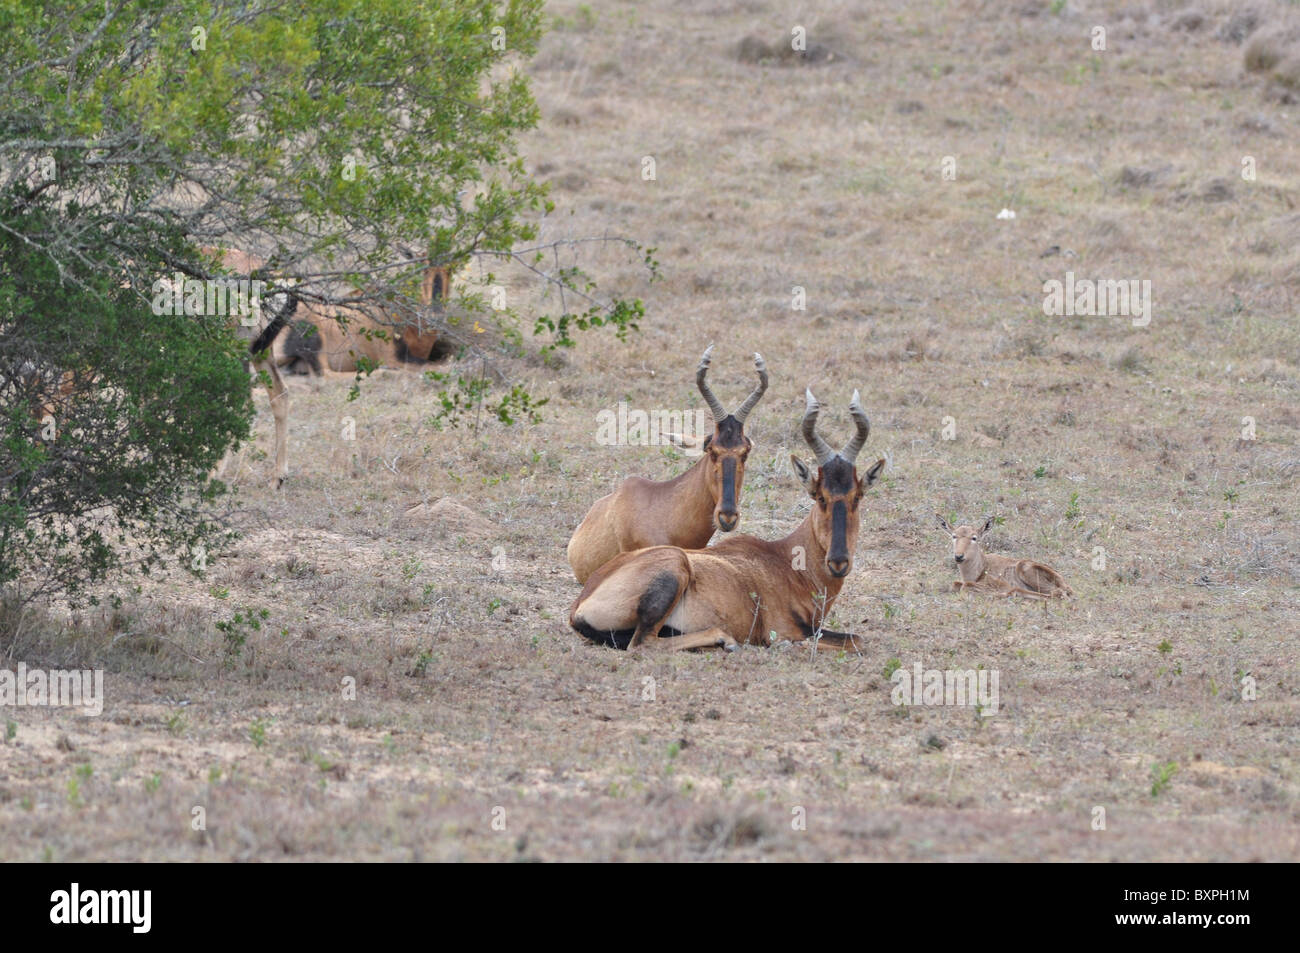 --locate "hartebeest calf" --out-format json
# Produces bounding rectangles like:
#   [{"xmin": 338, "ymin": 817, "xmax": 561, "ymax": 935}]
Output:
[
  {"xmin": 566, "ymin": 346, "xmax": 768, "ymax": 584},
  {"xmin": 936, "ymin": 515, "xmax": 1073, "ymax": 599},
  {"xmin": 570, "ymin": 389, "xmax": 885, "ymax": 651}
]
